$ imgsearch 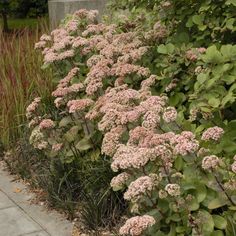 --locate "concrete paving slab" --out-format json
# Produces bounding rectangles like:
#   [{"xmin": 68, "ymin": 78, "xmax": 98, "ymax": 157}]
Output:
[
  {"xmin": 0, "ymin": 166, "xmax": 73, "ymax": 236},
  {"xmin": 20, "ymin": 231, "xmax": 49, "ymax": 236},
  {"xmin": 0, "ymin": 207, "xmax": 42, "ymax": 236},
  {"xmin": 0, "ymin": 169, "xmax": 34, "ymax": 203},
  {"xmin": 0, "ymin": 191, "xmax": 14, "ymax": 209},
  {"xmin": 18, "ymin": 202, "xmax": 73, "ymax": 236}
]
